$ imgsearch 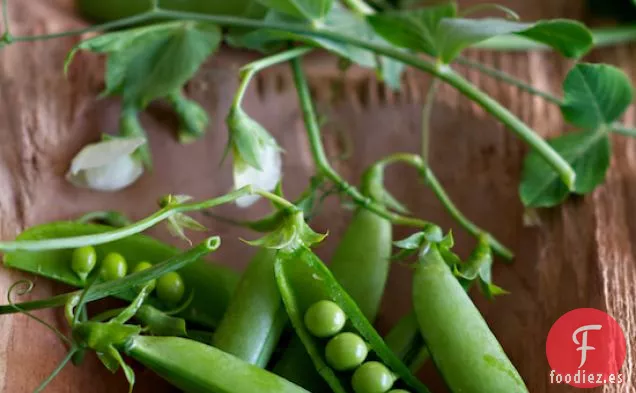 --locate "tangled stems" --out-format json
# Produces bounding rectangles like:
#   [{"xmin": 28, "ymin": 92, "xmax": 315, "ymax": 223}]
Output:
[
  {"xmin": 291, "ymin": 58, "xmax": 513, "ymax": 260},
  {"xmin": 373, "ymin": 153, "xmax": 513, "ymax": 259},
  {"xmin": 233, "ymin": 46, "xmax": 314, "ymax": 108},
  {"xmin": 0, "ymin": 187, "xmax": 291, "ymax": 252},
  {"xmin": 457, "ymin": 57, "xmax": 636, "ymax": 136},
  {"xmin": 1, "ymin": 5, "xmax": 575, "ymax": 188}
]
